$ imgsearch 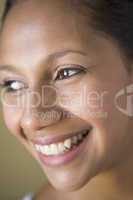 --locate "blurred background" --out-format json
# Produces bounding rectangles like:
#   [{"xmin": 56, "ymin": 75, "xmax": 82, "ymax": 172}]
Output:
[{"xmin": 0, "ymin": 1, "xmax": 47, "ymax": 199}]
